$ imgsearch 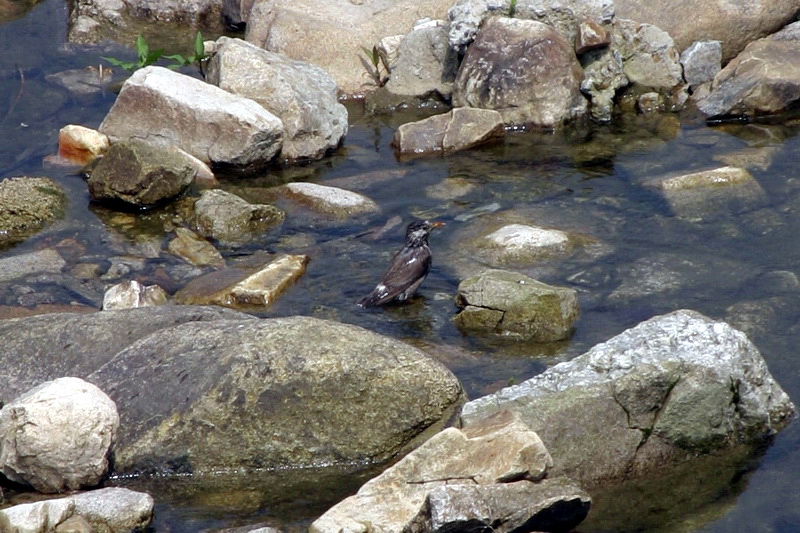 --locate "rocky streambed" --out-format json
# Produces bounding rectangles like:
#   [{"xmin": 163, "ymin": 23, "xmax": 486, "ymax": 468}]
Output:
[{"xmin": 2, "ymin": 0, "xmax": 800, "ymax": 532}]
